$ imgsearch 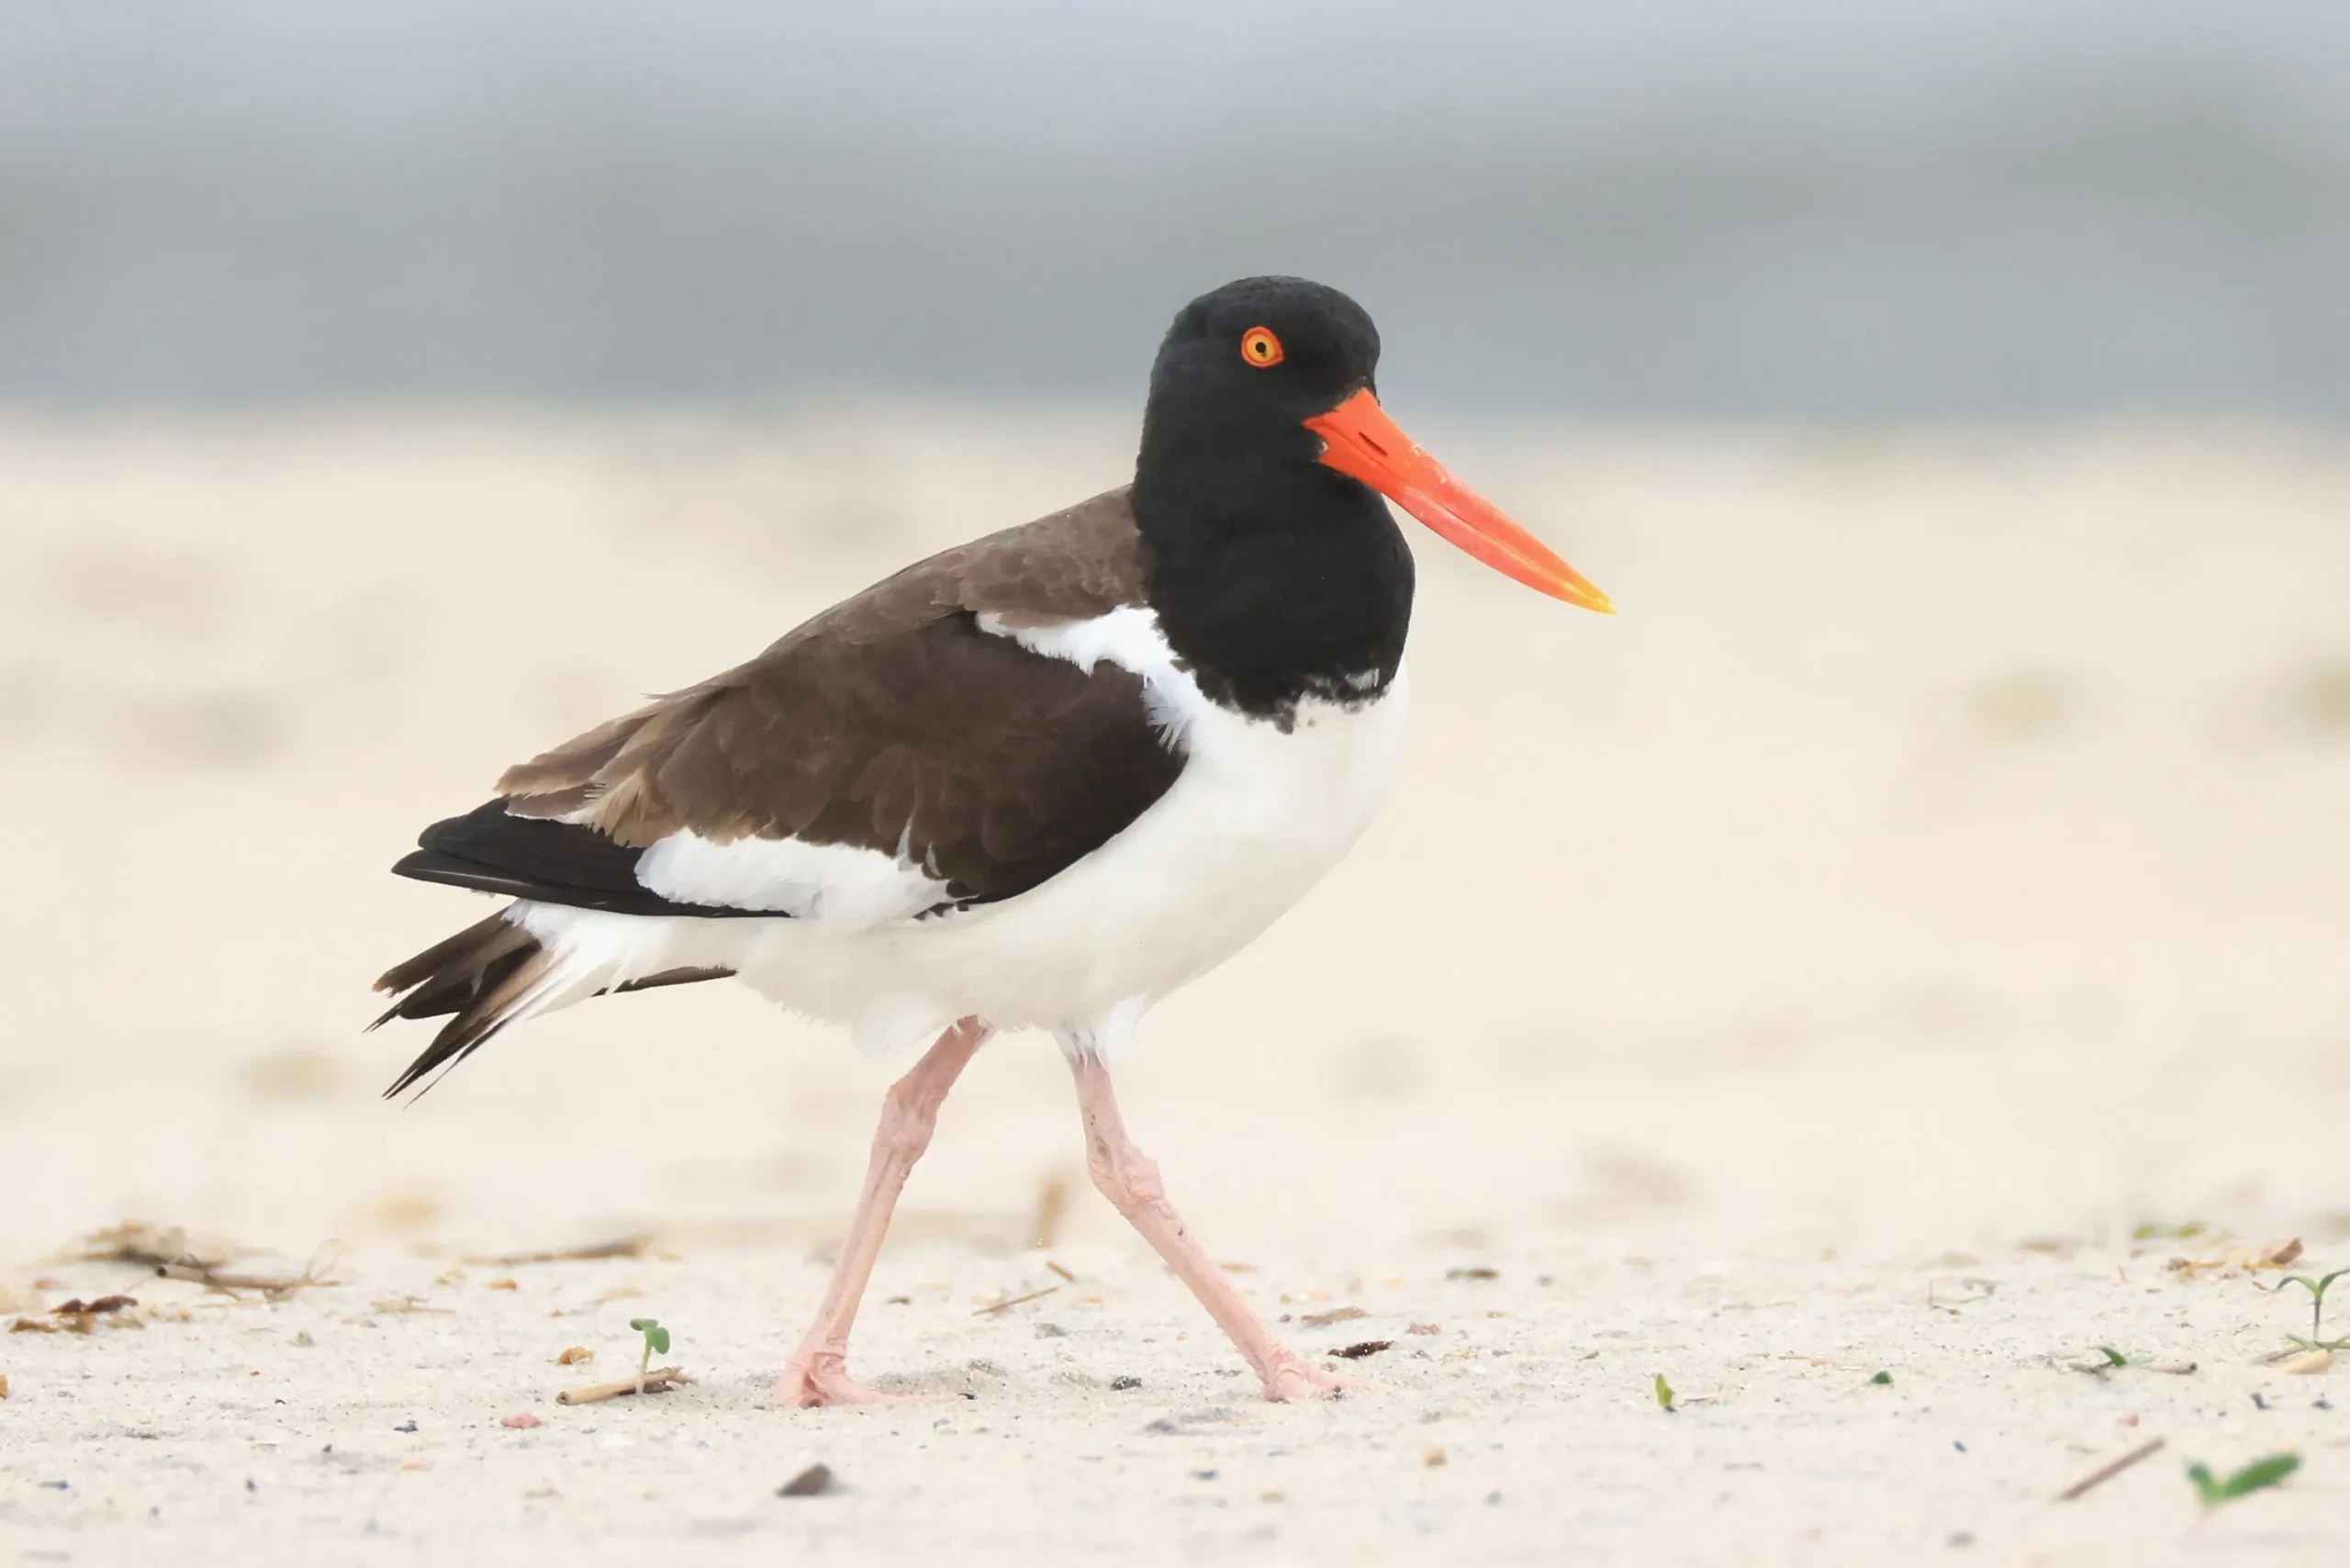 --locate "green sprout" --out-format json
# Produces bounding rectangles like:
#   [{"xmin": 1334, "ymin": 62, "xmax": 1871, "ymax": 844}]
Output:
[
  {"xmin": 629, "ymin": 1317, "xmax": 671, "ymax": 1392},
  {"xmin": 2097, "ymin": 1346, "xmax": 2130, "ymax": 1368},
  {"xmin": 1867, "ymin": 1371, "xmax": 1892, "ymax": 1385},
  {"xmin": 2269, "ymin": 1268, "xmax": 2349, "ymax": 1351},
  {"xmin": 1653, "ymin": 1373, "xmax": 1676, "ymax": 1412},
  {"xmin": 2186, "ymin": 1453, "xmax": 2301, "ymax": 1510}
]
